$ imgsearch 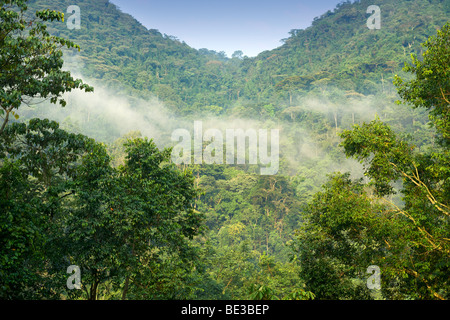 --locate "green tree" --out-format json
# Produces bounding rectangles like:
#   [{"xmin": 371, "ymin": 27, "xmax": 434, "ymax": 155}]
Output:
[
  {"xmin": 0, "ymin": 159, "xmax": 45, "ymax": 299},
  {"xmin": 394, "ymin": 22, "xmax": 450, "ymax": 147},
  {"xmin": 60, "ymin": 137, "xmax": 204, "ymax": 300},
  {"xmin": 0, "ymin": 0, "xmax": 93, "ymax": 135},
  {"xmin": 0, "ymin": 118, "xmax": 92, "ymax": 299},
  {"xmin": 292, "ymin": 173, "xmax": 387, "ymax": 299},
  {"xmin": 0, "ymin": 120, "xmax": 205, "ymax": 299},
  {"xmin": 337, "ymin": 24, "xmax": 450, "ymax": 299}
]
